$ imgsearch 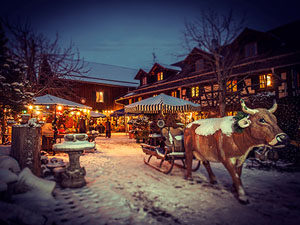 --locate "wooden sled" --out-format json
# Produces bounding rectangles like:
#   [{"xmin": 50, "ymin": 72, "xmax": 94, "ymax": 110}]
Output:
[{"xmin": 141, "ymin": 143, "xmax": 200, "ymax": 174}]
